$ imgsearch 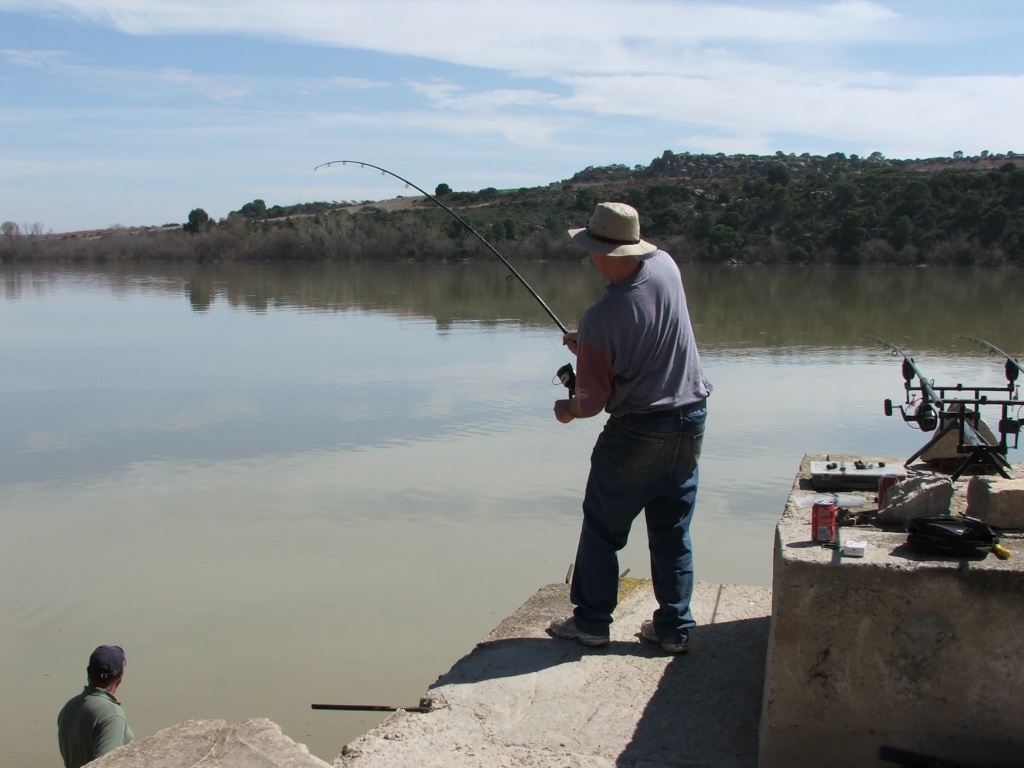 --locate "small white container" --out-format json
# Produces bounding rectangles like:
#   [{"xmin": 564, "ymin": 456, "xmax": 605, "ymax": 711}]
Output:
[{"xmin": 842, "ymin": 541, "xmax": 867, "ymax": 557}]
